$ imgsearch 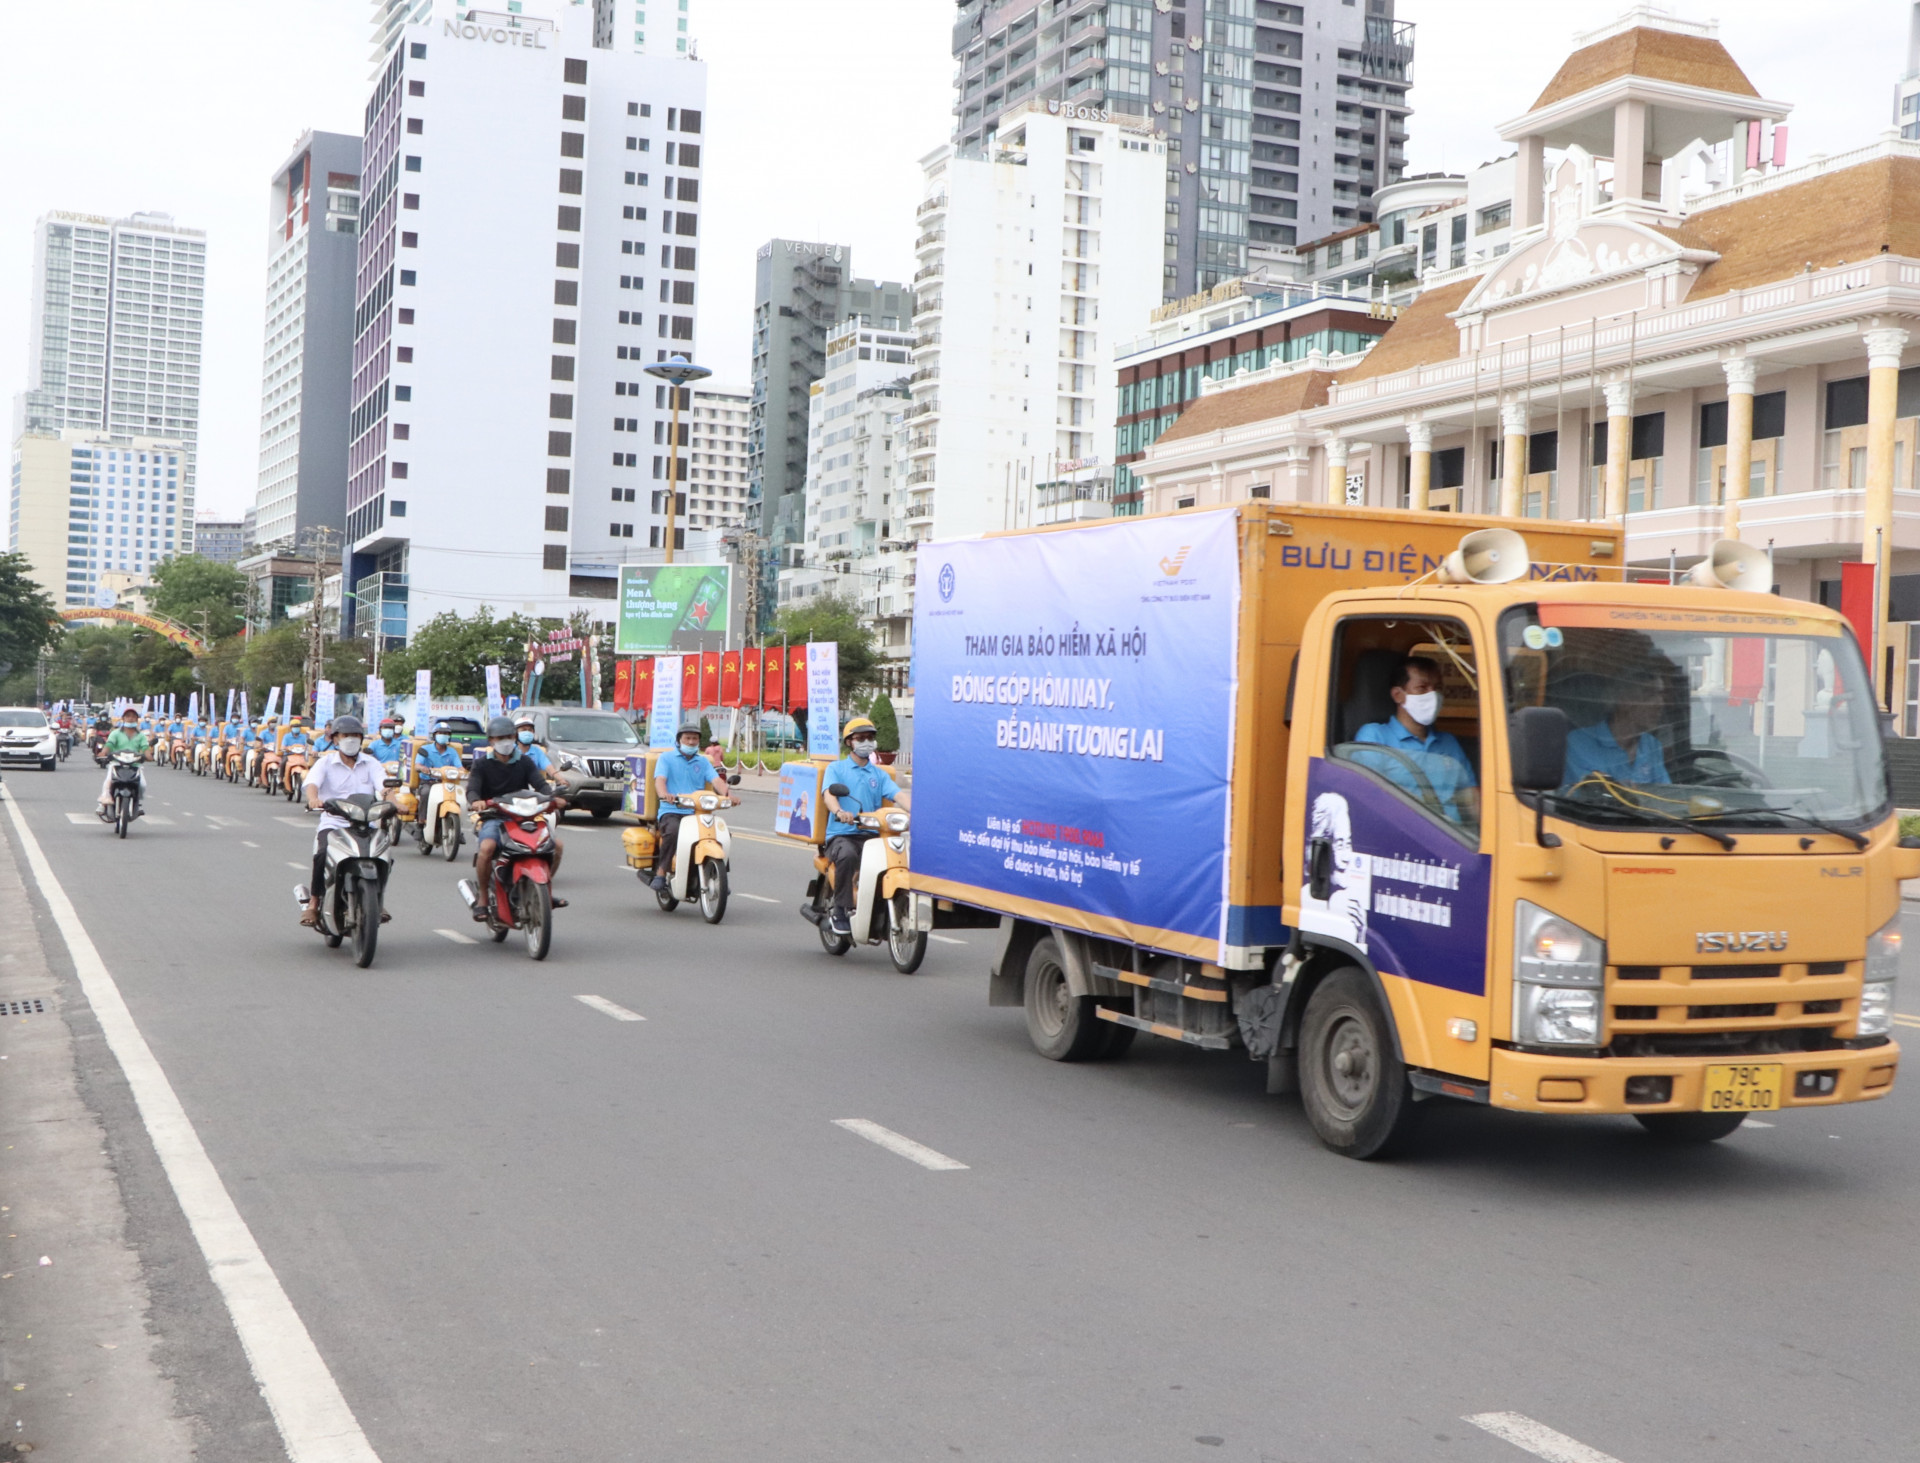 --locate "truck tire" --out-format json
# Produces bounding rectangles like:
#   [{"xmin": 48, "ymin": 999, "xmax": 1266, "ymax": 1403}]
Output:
[
  {"xmin": 1298, "ymin": 967, "xmax": 1417, "ymax": 1159},
  {"xmin": 1023, "ymin": 936, "xmax": 1110, "ymax": 1062},
  {"xmin": 1633, "ymin": 1112, "xmax": 1746, "ymax": 1143}
]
